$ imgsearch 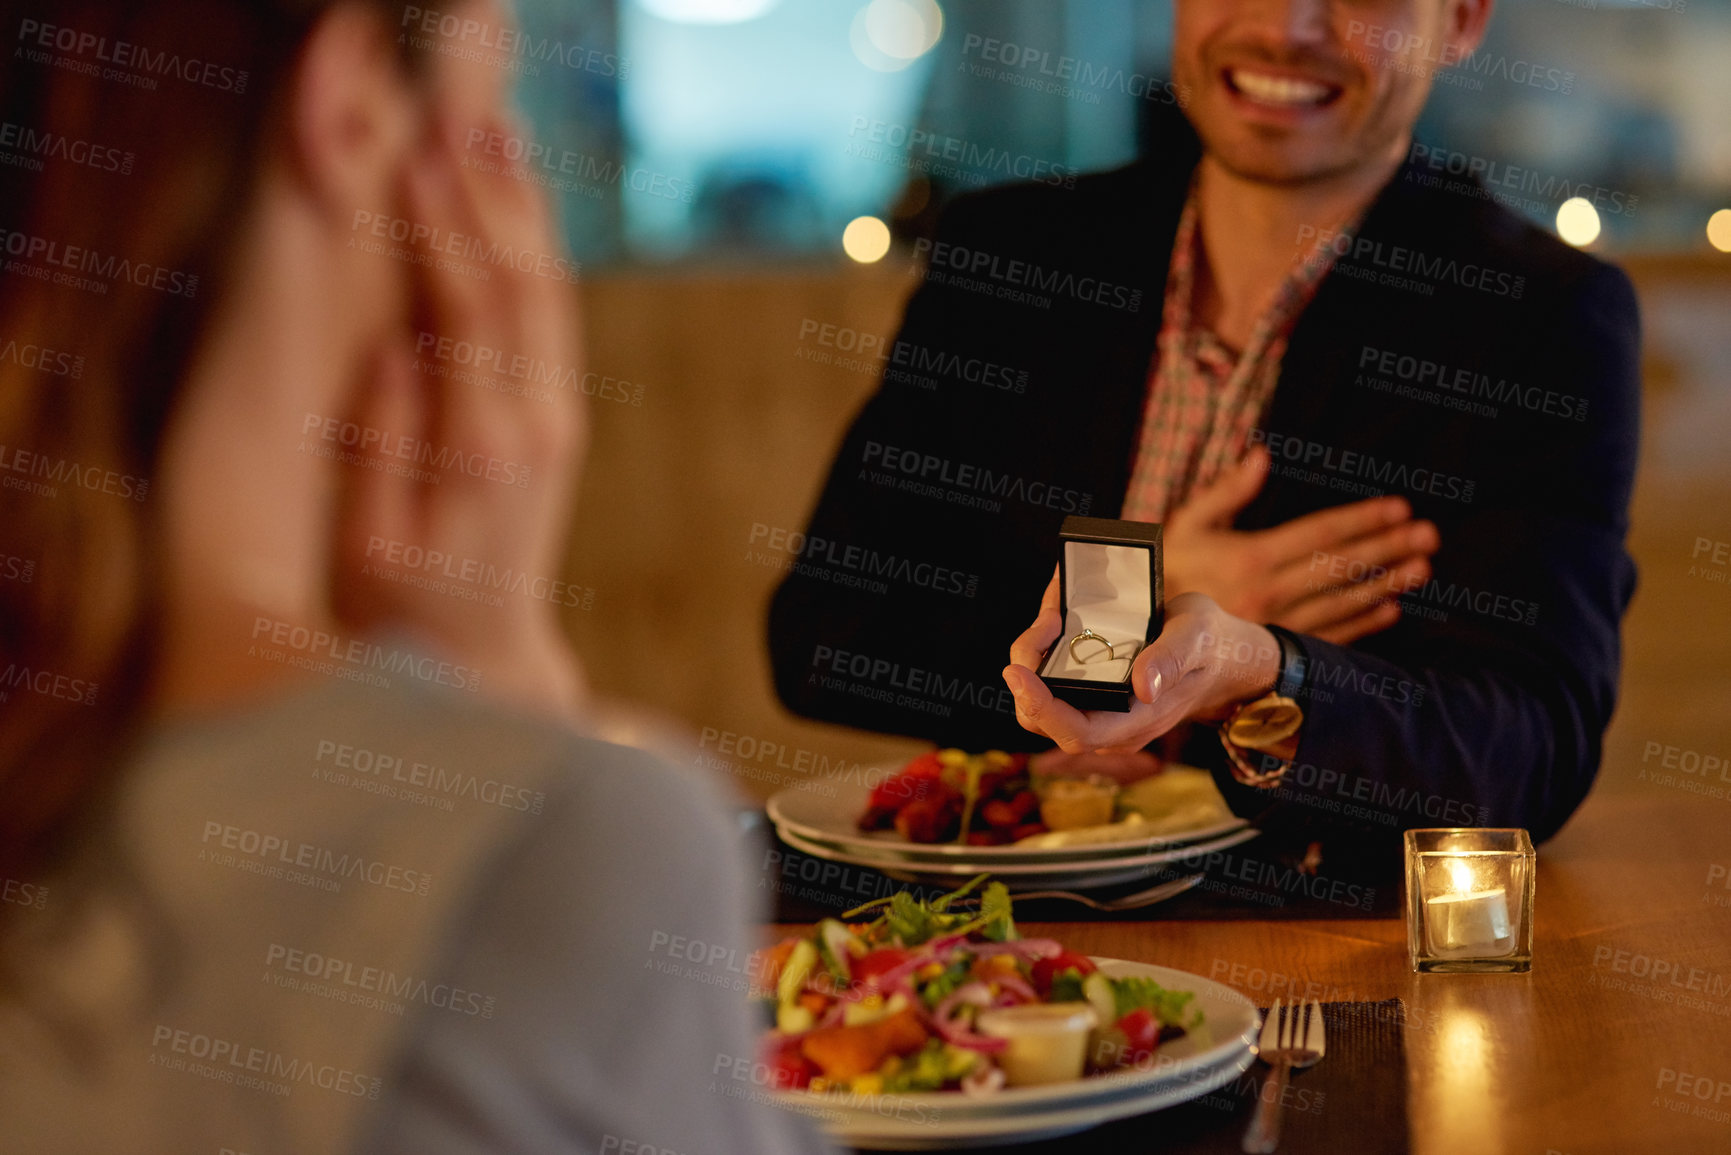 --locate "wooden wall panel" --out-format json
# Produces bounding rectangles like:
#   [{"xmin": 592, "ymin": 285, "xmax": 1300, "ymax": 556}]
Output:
[{"xmin": 560, "ymin": 259, "xmax": 1731, "ymax": 810}]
